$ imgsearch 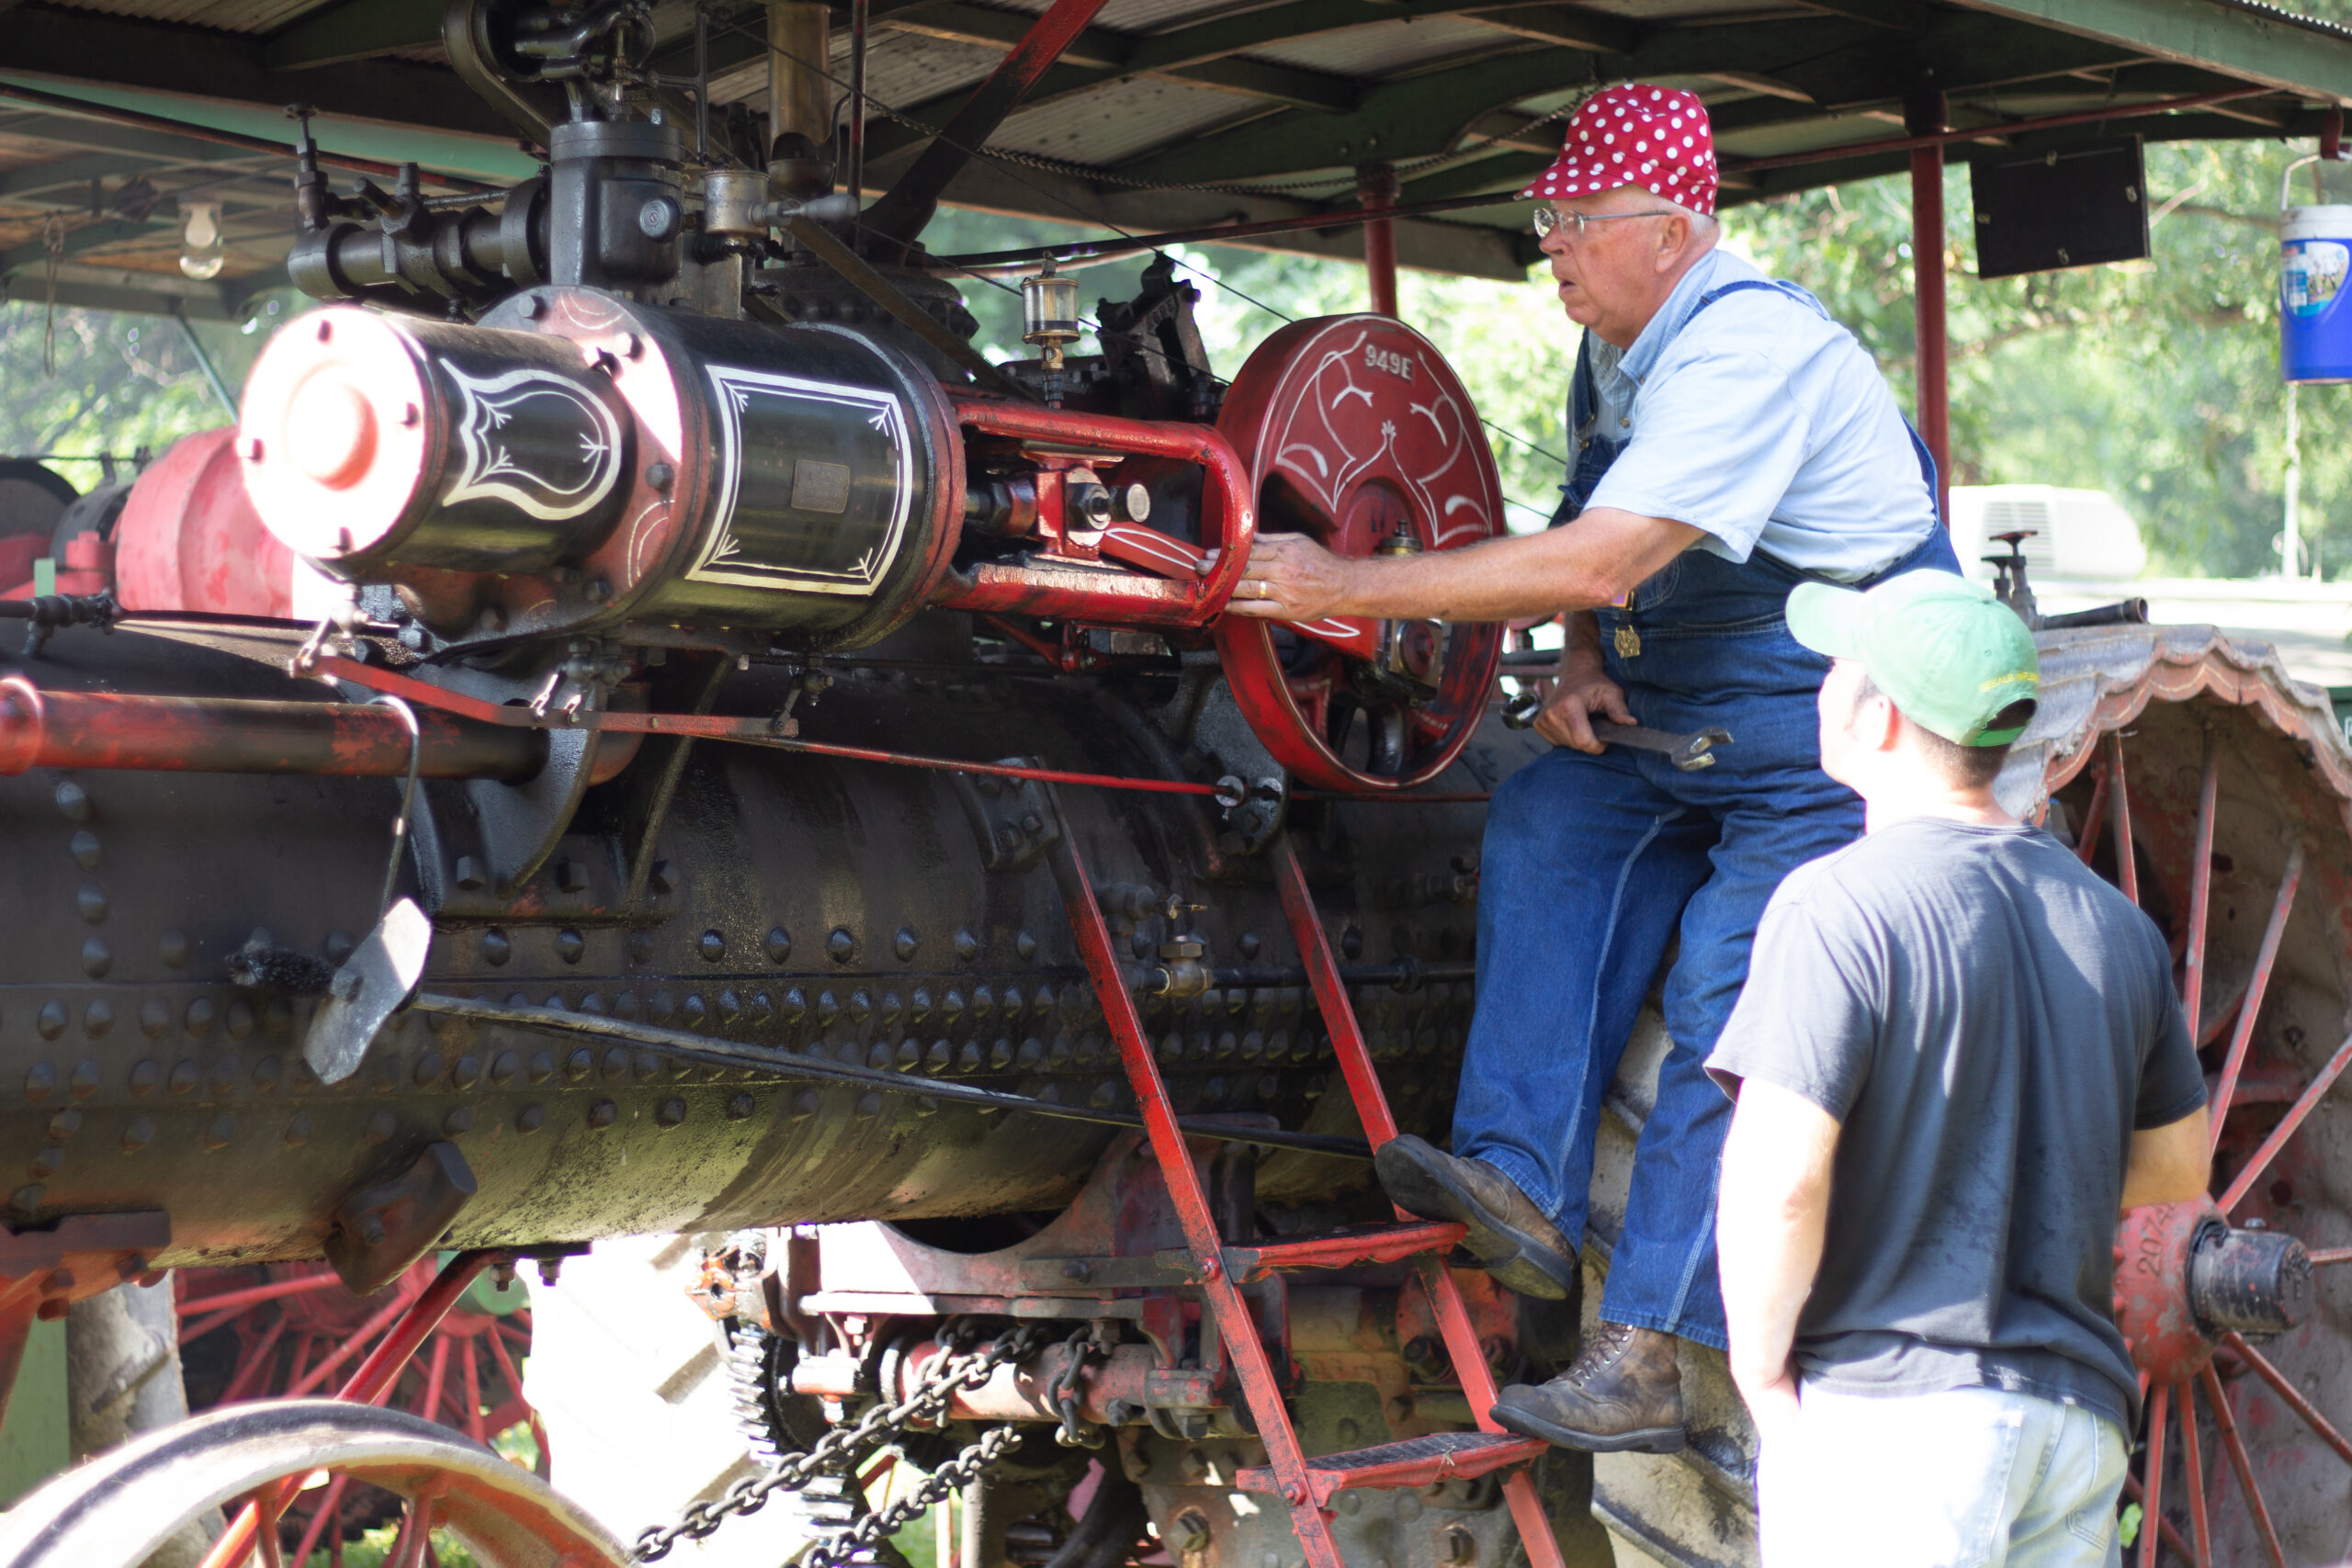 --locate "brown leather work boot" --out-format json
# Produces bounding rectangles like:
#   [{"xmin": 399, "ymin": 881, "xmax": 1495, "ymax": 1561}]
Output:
[
  {"xmin": 1490, "ymin": 1321, "xmax": 1686, "ymax": 1453},
  {"xmin": 1373, "ymin": 1134, "xmax": 1577, "ymax": 1300}
]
